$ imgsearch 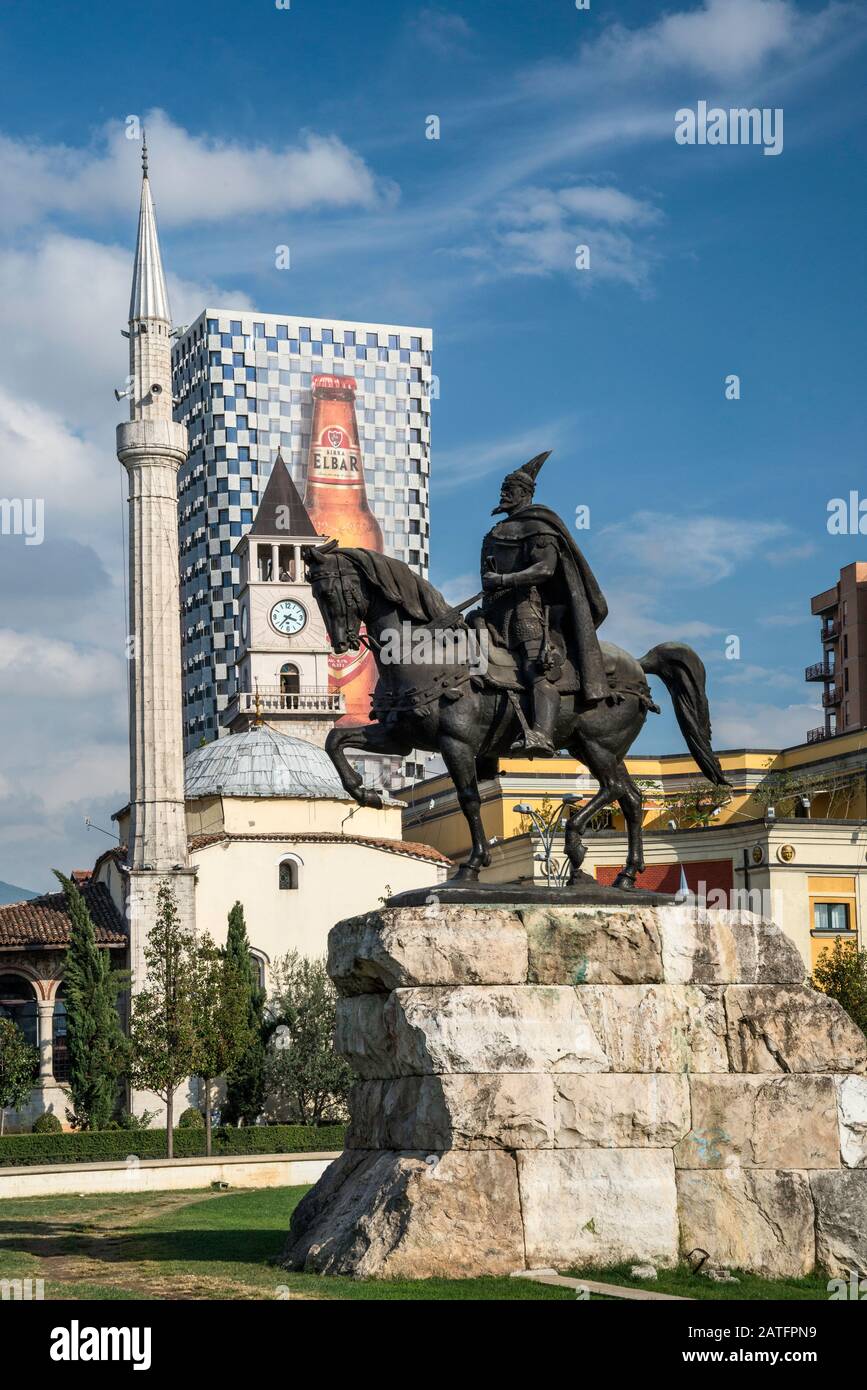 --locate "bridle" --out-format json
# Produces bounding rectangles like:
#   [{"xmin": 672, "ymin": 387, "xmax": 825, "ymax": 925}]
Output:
[{"xmin": 313, "ymin": 553, "xmax": 381, "ymax": 653}]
